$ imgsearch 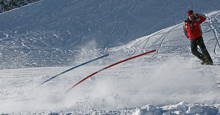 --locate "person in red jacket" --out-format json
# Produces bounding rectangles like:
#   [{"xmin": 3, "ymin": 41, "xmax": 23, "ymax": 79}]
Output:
[{"xmin": 183, "ymin": 10, "xmax": 213, "ymax": 65}]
